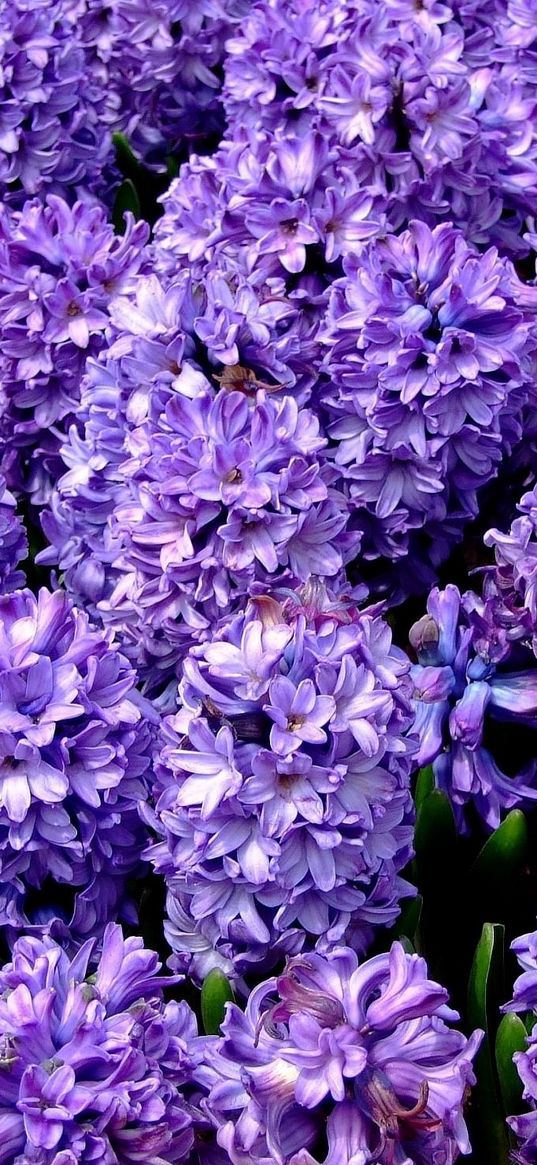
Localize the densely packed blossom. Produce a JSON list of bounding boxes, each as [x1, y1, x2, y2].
[[483, 479, 537, 656], [88, 0, 250, 175], [0, 476, 26, 591], [0, 0, 248, 204], [154, 156, 537, 598], [503, 924, 537, 1164], [321, 221, 537, 592], [203, 942, 482, 1164], [144, 582, 416, 977], [0, 196, 148, 500], [40, 276, 358, 682], [0, 586, 155, 939], [0, 0, 112, 202], [410, 583, 537, 830], [0, 923, 201, 1163], [220, 0, 537, 253], [3, 1, 537, 1160]]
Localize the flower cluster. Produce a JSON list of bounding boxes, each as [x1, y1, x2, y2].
[[0, 476, 26, 592], [0, 586, 155, 940], [89, 0, 249, 176], [0, 923, 200, 1164], [40, 275, 358, 683], [483, 480, 537, 657], [0, 0, 112, 202], [321, 221, 537, 589], [0, 195, 148, 501], [2, 1, 537, 1160], [220, 0, 537, 254], [204, 941, 482, 1165], [0, 0, 248, 205], [410, 583, 537, 830], [503, 924, 537, 1163], [144, 583, 416, 977]]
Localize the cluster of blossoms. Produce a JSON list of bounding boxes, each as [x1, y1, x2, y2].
[[0, 0, 248, 205], [0, 477, 26, 592], [0, 586, 155, 942], [152, 62, 537, 594], [409, 583, 537, 831], [483, 479, 537, 656], [40, 273, 358, 683], [0, 924, 203, 1163], [503, 925, 537, 1164], [220, 0, 537, 254], [0, 0, 111, 202], [204, 942, 482, 1165], [0, 196, 148, 500], [144, 583, 416, 978], [321, 221, 537, 590], [3, 0, 537, 1161]]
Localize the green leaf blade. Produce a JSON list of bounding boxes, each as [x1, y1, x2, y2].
[[201, 968, 235, 1035]]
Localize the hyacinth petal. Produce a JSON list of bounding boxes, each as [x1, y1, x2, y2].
[[366, 944, 450, 1030], [1, 772, 31, 822], [489, 672, 537, 718]]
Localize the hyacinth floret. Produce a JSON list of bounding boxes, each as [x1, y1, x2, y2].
[[0, 586, 155, 938], [483, 480, 537, 657], [220, 0, 537, 251], [502, 923, 537, 1164], [321, 220, 537, 589], [144, 581, 416, 977], [0, 476, 26, 592], [203, 941, 482, 1164], [410, 583, 537, 830], [0, 196, 148, 500], [0, 923, 200, 1164]]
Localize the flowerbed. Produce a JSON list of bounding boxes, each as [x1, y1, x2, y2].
[[1, 1, 537, 1161]]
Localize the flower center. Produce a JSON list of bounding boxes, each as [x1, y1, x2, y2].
[[224, 467, 243, 484], [281, 218, 299, 235], [67, 301, 82, 317]]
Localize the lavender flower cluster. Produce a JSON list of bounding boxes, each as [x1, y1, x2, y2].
[[144, 584, 416, 977], [1, 0, 537, 1161]]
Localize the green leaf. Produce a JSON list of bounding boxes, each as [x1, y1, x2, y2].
[[468, 922, 504, 1034], [471, 810, 528, 885], [201, 969, 235, 1035], [414, 788, 456, 861], [112, 132, 143, 180], [112, 180, 141, 234], [414, 765, 435, 812], [166, 154, 180, 179], [495, 1013, 527, 1117], [467, 923, 510, 1164], [392, 894, 423, 952]]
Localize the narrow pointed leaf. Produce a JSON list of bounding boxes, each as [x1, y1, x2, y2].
[[113, 132, 143, 180], [414, 765, 435, 812], [414, 788, 457, 861], [201, 968, 235, 1035], [112, 180, 141, 234], [392, 894, 423, 952], [495, 1013, 527, 1117], [468, 922, 505, 1035], [471, 810, 528, 884], [467, 923, 509, 1164]]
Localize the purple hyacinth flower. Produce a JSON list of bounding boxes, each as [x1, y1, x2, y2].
[[410, 584, 537, 830], [203, 942, 482, 1164], [0, 924, 204, 1163], [502, 924, 537, 1164], [144, 582, 416, 978], [0, 585, 155, 941]]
